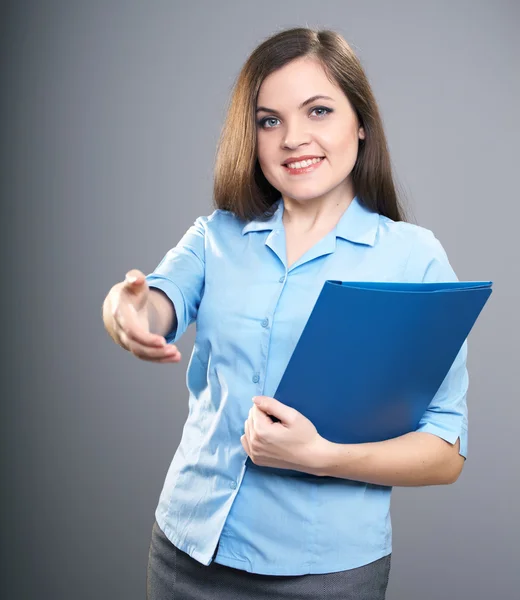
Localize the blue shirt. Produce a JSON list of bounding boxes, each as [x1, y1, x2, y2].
[[145, 195, 468, 576]]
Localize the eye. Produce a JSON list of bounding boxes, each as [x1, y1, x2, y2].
[[310, 106, 333, 118], [257, 116, 280, 129]]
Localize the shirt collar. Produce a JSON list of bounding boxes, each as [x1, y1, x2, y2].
[[241, 195, 379, 246]]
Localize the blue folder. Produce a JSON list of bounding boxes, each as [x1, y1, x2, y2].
[[271, 280, 493, 446]]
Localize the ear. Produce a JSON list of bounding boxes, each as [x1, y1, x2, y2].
[[358, 126, 365, 140]]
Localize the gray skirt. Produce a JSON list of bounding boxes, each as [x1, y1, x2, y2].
[[146, 519, 391, 600]]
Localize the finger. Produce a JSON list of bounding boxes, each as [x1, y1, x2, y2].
[[148, 353, 183, 364], [131, 344, 181, 361], [131, 348, 182, 363], [241, 434, 251, 457], [128, 342, 181, 362], [253, 405, 272, 426], [120, 331, 181, 361], [125, 320, 168, 348], [128, 346, 183, 364]]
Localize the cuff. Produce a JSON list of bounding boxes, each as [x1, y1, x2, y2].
[[415, 422, 468, 459], [145, 274, 187, 344]]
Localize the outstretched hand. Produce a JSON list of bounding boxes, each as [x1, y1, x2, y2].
[[103, 269, 181, 363]]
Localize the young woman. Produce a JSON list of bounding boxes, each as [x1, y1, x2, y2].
[[103, 27, 468, 600]]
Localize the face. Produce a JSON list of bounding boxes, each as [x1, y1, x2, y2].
[[255, 57, 365, 208]]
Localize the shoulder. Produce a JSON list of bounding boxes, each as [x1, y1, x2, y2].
[[173, 209, 239, 252], [192, 208, 243, 233], [378, 214, 435, 246], [377, 215, 457, 282]]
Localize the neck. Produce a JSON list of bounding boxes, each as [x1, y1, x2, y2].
[[282, 190, 356, 233]]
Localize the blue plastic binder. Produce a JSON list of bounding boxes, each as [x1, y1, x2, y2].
[[272, 280, 493, 445]]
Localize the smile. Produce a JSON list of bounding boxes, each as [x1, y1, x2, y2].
[[283, 157, 325, 175]]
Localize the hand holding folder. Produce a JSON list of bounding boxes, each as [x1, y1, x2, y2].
[[272, 280, 493, 445]]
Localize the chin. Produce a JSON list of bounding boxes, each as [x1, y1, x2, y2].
[[284, 192, 323, 203], [279, 184, 334, 202]]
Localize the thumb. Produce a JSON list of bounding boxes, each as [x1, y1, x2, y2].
[[253, 396, 296, 423], [124, 269, 147, 294]]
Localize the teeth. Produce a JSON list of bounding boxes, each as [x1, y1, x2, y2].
[[286, 157, 323, 169]]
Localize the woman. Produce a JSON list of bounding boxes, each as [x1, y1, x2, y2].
[[102, 27, 468, 600]]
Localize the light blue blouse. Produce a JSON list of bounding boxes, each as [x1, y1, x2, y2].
[[145, 195, 468, 575]]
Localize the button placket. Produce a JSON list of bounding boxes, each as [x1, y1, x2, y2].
[[253, 274, 285, 391]]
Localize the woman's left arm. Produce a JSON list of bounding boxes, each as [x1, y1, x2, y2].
[[310, 430, 465, 486], [312, 230, 470, 487]]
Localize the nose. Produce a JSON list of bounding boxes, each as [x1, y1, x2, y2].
[[282, 118, 311, 149]]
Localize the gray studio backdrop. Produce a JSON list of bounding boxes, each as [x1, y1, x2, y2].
[[2, 1, 518, 599]]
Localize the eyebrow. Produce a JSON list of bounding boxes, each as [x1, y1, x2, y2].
[[255, 95, 335, 114]]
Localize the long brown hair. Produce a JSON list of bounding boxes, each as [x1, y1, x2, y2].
[[213, 27, 410, 223]]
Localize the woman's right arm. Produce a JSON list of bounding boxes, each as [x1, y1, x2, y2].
[[104, 215, 208, 362]]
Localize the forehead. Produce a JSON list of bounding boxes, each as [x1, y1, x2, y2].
[[257, 58, 338, 103]]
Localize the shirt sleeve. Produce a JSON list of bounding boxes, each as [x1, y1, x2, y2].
[[145, 216, 207, 344], [405, 228, 469, 459]]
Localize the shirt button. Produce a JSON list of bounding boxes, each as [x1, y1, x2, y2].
[[261, 318, 269, 328], [279, 276, 285, 283], [230, 481, 237, 489], [252, 374, 260, 383]]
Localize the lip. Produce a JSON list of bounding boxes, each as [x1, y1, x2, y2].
[[282, 157, 325, 175], [282, 155, 324, 165]]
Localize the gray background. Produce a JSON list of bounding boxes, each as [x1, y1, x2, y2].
[[1, 1, 518, 598]]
